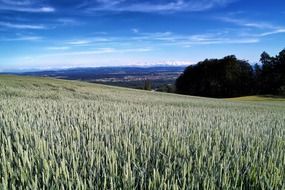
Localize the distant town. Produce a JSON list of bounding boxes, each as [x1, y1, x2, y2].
[[14, 66, 185, 90]]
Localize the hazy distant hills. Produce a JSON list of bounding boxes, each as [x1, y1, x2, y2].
[[15, 66, 186, 89]]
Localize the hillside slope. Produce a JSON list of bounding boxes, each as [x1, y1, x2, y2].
[[0, 75, 285, 189], [227, 95, 285, 102]]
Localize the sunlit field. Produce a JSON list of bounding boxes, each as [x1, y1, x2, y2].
[[0, 75, 285, 189]]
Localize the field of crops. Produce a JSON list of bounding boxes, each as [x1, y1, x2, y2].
[[0, 75, 285, 189]]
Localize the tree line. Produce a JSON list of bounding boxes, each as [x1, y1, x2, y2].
[[175, 49, 285, 98]]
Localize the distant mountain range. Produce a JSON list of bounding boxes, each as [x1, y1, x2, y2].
[[6, 66, 187, 90]]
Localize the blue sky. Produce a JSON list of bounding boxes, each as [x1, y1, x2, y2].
[[0, 0, 285, 71]]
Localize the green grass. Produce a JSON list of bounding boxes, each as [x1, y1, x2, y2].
[[227, 95, 285, 102], [1, 75, 285, 189]]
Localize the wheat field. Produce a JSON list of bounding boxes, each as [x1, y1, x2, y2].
[[0, 75, 285, 189]]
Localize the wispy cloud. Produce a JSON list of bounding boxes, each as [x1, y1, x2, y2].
[[50, 47, 152, 56], [258, 29, 285, 37], [66, 38, 112, 46], [56, 18, 80, 26], [130, 31, 259, 45], [47, 46, 70, 50], [1, 0, 234, 14], [4, 46, 154, 71], [51, 29, 261, 53], [218, 16, 285, 38], [181, 38, 259, 46], [0, 35, 43, 41], [0, 21, 46, 29], [67, 40, 93, 45], [132, 28, 139, 33], [218, 17, 280, 30], [87, 0, 236, 13], [33, 47, 153, 63], [0, 6, 55, 13], [0, 0, 55, 13], [1, 0, 32, 6]]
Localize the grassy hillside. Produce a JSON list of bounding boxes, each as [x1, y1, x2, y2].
[[227, 95, 285, 102], [0, 75, 285, 189]]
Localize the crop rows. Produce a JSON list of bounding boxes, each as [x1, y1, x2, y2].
[[0, 76, 285, 189]]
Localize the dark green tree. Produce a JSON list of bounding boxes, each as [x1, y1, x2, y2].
[[253, 63, 262, 94], [176, 55, 254, 98], [259, 49, 285, 94], [144, 80, 152, 91]]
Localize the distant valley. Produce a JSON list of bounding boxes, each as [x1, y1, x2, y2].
[[13, 66, 186, 90]]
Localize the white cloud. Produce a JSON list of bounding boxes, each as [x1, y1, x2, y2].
[[1, 47, 154, 71], [258, 29, 285, 37], [47, 46, 71, 50], [218, 16, 285, 38], [0, 6, 55, 13], [66, 38, 113, 46], [54, 30, 260, 52], [0, 35, 42, 41], [5, 55, 191, 71], [67, 40, 93, 45], [57, 18, 80, 26], [0, 21, 46, 29], [88, 0, 236, 13], [218, 17, 280, 30], [1, 0, 32, 6], [40, 7, 54, 12], [134, 60, 193, 66], [0, 0, 55, 12], [44, 47, 152, 56], [132, 28, 139, 33], [130, 31, 259, 45]]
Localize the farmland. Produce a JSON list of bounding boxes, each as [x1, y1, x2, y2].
[[0, 75, 285, 189], [13, 66, 185, 90]]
